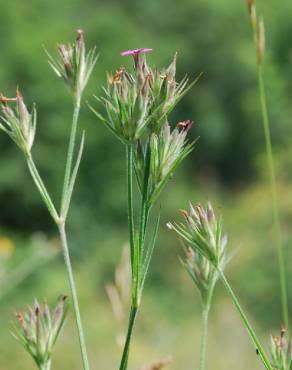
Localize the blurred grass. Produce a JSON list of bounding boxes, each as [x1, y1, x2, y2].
[[1, 0, 292, 369]]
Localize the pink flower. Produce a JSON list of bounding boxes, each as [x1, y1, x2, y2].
[[120, 48, 153, 57]]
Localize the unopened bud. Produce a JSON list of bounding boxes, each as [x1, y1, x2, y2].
[[76, 29, 84, 54], [207, 202, 215, 224], [177, 120, 193, 131]]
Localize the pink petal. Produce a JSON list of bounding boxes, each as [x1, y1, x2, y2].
[[120, 48, 153, 57]]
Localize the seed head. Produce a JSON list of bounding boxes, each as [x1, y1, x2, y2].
[[270, 326, 291, 370], [46, 30, 98, 102], [90, 51, 198, 144], [168, 202, 228, 269], [0, 89, 36, 157], [12, 295, 68, 369], [135, 121, 195, 202]]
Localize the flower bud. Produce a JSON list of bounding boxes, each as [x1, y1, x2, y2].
[[91, 50, 197, 143], [146, 121, 194, 202], [12, 296, 68, 370], [270, 326, 291, 370], [47, 30, 97, 102], [168, 202, 228, 268], [0, 89, 36, 156]]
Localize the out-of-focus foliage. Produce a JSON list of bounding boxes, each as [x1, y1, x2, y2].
[[1, 0, 292, 369], [0, 0, 292, 232]]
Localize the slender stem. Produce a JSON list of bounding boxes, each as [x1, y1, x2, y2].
[[199, 285, 214, 370], [199, 306, 210, 370], [39, 360, 51, 370], [58, 223, 90, 370], [26, 155, 59, 222], [61, 99, 81, 216], [127, 144, 136, 277], [218, 270, 273, 370], [257, 65, 289, 330], [119, 305, 138, 370], [139, 142, 151, 252]]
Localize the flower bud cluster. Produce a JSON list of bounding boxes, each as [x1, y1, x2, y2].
[[0, 90, 36, 157], [12, 296, 67, 370], [47, 30, 97, 102], [135, 121, 194, 202], [168, 202, 228, 268], [270, 326, 291, 370], [93, 49, 195, 144]]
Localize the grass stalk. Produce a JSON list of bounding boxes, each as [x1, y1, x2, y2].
[[199, 286, 214, 370], [58, 223, 90, 370], [218, 269, 273, 370], [118, 305, 138, 370], [60, 98, 81, 216], [127, 144, 136, 270], [119, 145, 139, 370], [199, 306, 210, 370], [257, 64, 289, 330]]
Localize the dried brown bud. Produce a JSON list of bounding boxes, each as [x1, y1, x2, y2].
[[246, 0, 254, 13], [280, 325, 286, 337], [76, 29, 84, 52], [0, 94, 16, 105], [177, 120, 193, 131], [180, 209, 190, 220], [113, 67, 125, 83]]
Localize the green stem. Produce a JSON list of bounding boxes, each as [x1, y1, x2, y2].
[[26, 155, 59, 222], [257, 65, 289, 331], [199, 305, 210, 370], [127, 145, 136, 277], [39, 360, 51, 370], [199, 285, 214, 370], [61, 99, 81, 217], [58, 223, 90, 370], [218, 270, 273, 370], [119, 305, 138, 370]]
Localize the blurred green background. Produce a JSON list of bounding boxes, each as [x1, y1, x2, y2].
[[0, 0, 292, 369]]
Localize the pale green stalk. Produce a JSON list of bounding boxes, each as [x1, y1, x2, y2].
[[127, 144, 135, 271], [25, 97, 90, 370], [26, 156, 59, 222], [247, 3, 289, 330], [119, 145, 139, 370], [60, 97, 81, 217], [119, 144, 152, 370], [257, 65, 289, 330], [39, 360, 51, 370], [199, 284, 214, 370], [57, 95, 90, 370], [58, 222, 90, 370], [218, 269, 273, 370], [119, 305, 138, 370]]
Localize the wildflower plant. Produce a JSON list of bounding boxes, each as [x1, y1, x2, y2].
[[167, 203, 227, 370], [168, 202, 274, 370], [12, 296, 68, 370], [0, 30, 97, 370], [91, 48, 199, 370]]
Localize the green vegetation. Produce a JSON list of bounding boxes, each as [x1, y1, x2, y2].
[[0, 0, 292, 369]]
